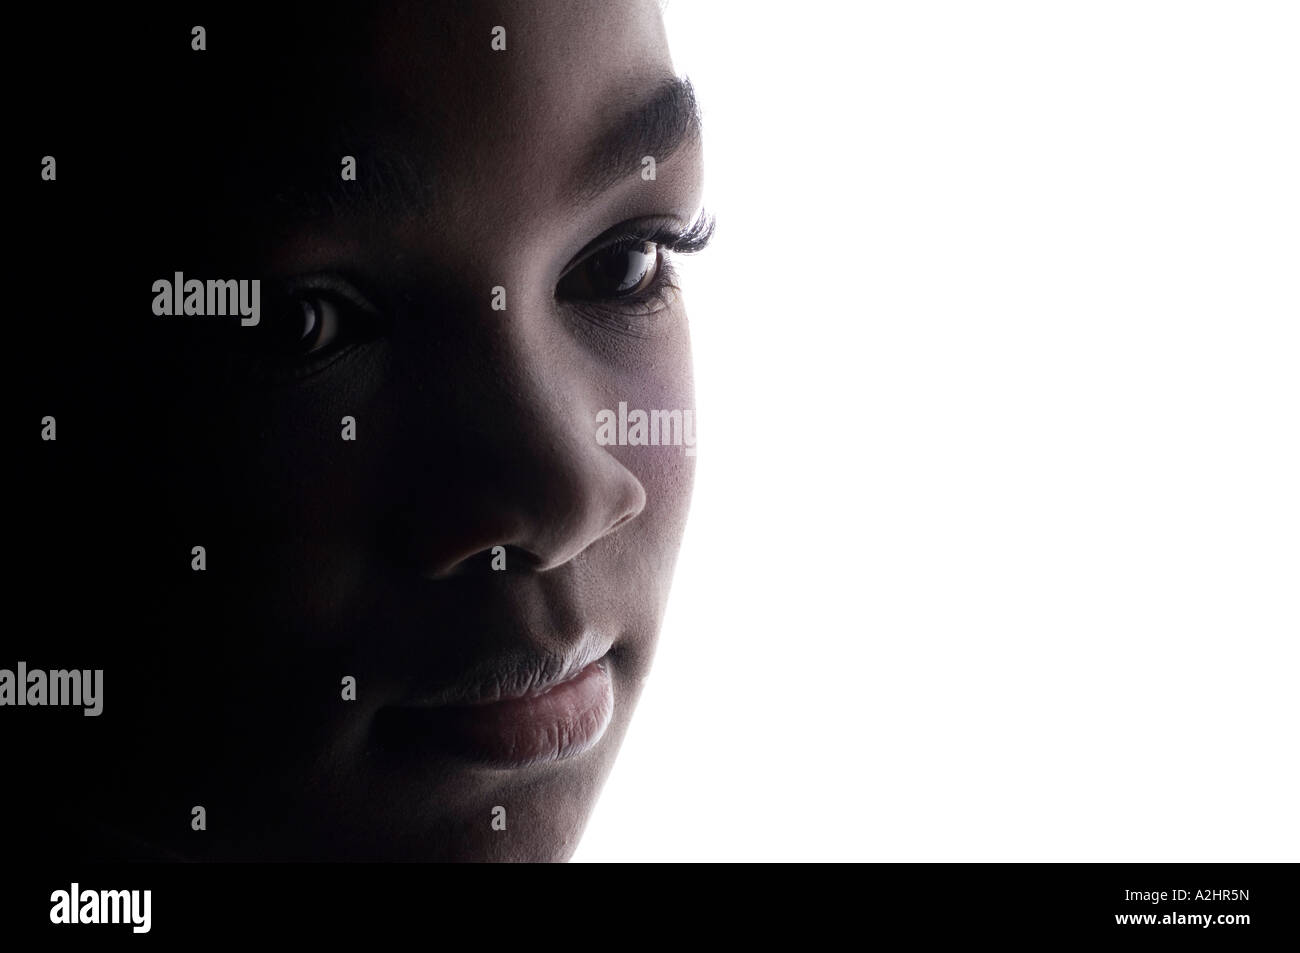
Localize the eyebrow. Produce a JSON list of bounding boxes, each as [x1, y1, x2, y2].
[[241, 76, 703, 226], [253, 141, 437, 226], [570, 76, 704, 203]]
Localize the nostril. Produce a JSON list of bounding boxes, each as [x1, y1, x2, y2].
[[493, 544, 544, 572], [437, 543, 545, 579], [606, 511, 636, 534]]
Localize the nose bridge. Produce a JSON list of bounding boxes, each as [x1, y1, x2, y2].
[[397, 293, 646, 578]]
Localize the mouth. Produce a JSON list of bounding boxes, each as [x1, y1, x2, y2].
[[374, 648, 617, 768]]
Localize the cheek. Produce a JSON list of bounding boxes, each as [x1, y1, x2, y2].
[[146, 347, 395, 661], [609, 308, 696, 492], [181, 347, 397, 552], [595, 317, 697, 608]]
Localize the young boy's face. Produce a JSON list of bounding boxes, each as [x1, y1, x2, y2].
[[82, 0, 705, 861]]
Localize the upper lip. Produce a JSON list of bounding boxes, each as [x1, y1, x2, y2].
[[391, 637, 613, 709]]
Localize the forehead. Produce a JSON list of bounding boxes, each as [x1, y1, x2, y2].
[[212, 1, 680, 249], [369, 0, 675, 216], [368, 0, 674, 131]]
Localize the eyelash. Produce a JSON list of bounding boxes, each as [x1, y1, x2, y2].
[[571, 212, 718, 274], [559, 212, 716, 331]]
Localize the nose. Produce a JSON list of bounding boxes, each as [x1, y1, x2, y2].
[[418, 427, 646, 578], [391, 305, 647, 578]]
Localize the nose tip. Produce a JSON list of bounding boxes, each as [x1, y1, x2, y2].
[[399, 433, 647, 580], [524, 474, 646, 572]]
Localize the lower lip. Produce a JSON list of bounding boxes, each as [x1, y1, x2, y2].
[[380, 659, 616, 768]]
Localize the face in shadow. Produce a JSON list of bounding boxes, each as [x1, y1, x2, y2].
[[19, 0, 709, 862]]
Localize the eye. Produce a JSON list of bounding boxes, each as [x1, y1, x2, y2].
[[558, 240, 662, 301], [287, 294, 341, 355], [251, 285, 377, 361]]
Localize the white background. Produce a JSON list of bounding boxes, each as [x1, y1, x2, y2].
[[575, 1, 1299, 861]]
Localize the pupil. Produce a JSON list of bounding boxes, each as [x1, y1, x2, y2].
[[596, 242, 656, 294]]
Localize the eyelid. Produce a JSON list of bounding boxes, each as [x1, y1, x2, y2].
[[277, 272, 382, 314], [562, 255, 686, 340], [558, 210, 715, 282]]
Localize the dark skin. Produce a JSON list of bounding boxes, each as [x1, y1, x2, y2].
[[15, 0, 705, 861]]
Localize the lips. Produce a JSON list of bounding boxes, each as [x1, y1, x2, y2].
[[375, 654, 616, 767]]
